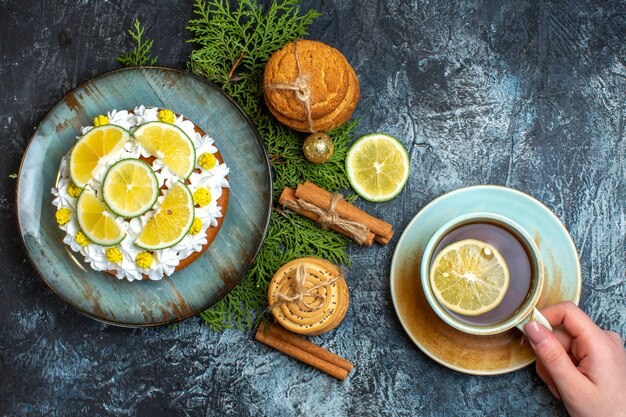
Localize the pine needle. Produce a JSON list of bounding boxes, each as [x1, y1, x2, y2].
[[117, 19, 158, 66], [187, 0, 359, 331]]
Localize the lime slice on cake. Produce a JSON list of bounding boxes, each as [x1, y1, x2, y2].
[[76, 190, 126, 246], [430, 239, 510, 316], [345, 133, 410, 202], [133, 121, 196, 179], [70, 125, 131, 188], [135, 182, 195, 250], [102, 159, 159, 218]]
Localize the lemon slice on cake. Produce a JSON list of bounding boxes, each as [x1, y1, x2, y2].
[[76, 190, 126, 246], [70, 125, 131, 188], [102, 159, 159, 218], [133, 121, 196, 179], [430, 239, 510, 316], [135, 182, 195, 250], [345, 133, 410, 202]]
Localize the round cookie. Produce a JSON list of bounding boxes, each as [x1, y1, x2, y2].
[[267, 65, 359, 133], [264, 40, 351, 121], [263, 40, 360, 132], [268, 257, 350, 335]]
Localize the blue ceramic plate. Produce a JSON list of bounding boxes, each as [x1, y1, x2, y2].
[[17, 67, 272, 327], [390, 185, 581, 375]]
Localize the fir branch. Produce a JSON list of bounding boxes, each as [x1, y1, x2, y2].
[[186, 0, 358, 330], [117, 19, 158, 67], [187, 0, 320, 116]]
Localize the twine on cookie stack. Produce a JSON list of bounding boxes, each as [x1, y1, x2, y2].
[[265, 40, 316, 132], [263, 40, 360, 133], [268, 257, 350, 335]]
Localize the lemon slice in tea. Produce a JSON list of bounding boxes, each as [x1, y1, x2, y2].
[[76, 190, 126, 246], [345, 133, 410, 202], [102, 159, 159, 218], [430, 239, 510, 316], [135, 182, 194, 250], [133, 121, 196, 179], [70, 125, 131, 188]]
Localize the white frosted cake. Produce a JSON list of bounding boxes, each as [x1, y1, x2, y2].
[[52, 106, 229, 281]]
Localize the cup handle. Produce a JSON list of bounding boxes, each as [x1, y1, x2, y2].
[[516, 308, 553, 334]]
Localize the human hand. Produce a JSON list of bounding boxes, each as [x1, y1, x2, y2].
[[524, 301, 626, 417]]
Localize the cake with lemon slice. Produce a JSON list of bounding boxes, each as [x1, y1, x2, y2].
[[51, 106, 230, 281]]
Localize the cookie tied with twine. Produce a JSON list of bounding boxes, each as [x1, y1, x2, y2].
[[263, 40, 360, 133], [268, 257, 350, 335]]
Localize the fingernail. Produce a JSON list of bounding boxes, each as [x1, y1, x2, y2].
[[548, 385, 561, 400], [524, 320, 548, 345]]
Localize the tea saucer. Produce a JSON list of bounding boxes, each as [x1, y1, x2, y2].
[[390, 185, 581, 375]]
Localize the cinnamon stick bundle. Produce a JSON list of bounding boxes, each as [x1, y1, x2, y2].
[[279, 187, 376, 246], [279, 181, 394, 245], [255, 322, 354, 381]]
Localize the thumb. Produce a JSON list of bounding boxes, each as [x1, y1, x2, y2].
[[524, 320, 589, 395]]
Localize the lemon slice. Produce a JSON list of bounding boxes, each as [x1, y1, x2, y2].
[[76, 190, 126, 246], [345, 133, 410, 202], [135, 182, 195, 250], [133, 122, 195, 179], [430, 239, 510, 316], [70, 125, 131, 188], [101, 159, 159, 218]]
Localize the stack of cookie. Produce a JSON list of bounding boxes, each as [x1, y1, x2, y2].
[[263, 40, 360, 133], [268, 257, 350, 335]]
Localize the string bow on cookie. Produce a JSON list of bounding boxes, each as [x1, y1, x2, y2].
[[269, 263, 341, 312], [265, 41, 316, 133]]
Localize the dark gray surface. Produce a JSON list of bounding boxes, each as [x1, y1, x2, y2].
[[1, 0, 624, 416]]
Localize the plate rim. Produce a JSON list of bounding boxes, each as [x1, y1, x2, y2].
[[390, 184, 582, 375], [15, 66, 273, 328]]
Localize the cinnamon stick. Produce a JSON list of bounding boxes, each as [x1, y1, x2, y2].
[[279, 187, 375, 246], [374, 236, 390, 245], [255, 322, 353, 380], [265, 322, 354, 372], [296, 181, 394, 241]]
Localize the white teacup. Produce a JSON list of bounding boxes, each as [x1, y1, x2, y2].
[[420, 212, 552, 336]]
